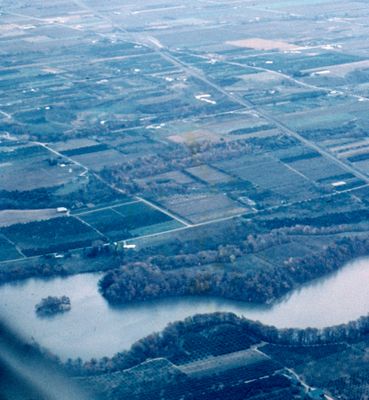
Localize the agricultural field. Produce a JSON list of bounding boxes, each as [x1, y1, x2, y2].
[[160, 193, 247, 224], [138, 171, 196, 187], [179, 349, 272, 378], [0, 216, 102, 256], [52, 139, 101, 153], [0, 234, 23, 261], [257, 242, 314, 266], [215, 152, 321, 204], [0, 209, 60, 228], [3, 0, 369, 398], [77, 209, 131, 241], [160, 110, 277, 144], [1, 0, 369, 266], [0, 142, 85, 191], [186, 165, 234, 185], [0, 160, 133, 213], [70, 149, 127, 171], [78, 200, 184, 240]]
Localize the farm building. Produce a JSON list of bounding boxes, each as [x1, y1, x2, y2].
[[56, 207, 68, 213]]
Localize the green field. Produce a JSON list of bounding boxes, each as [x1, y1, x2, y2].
[[0, 235, 23, 261], [79, 209, 131, 241], [1, 217, 102, 256], [79, 201, 184, 241]]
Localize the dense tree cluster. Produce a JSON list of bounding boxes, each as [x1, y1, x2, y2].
[[99, 231, 292, 304], [35, 295, 71, 317], [99, 261, 290, 304], [284, 235, 369, 284], [279, 223, 366, 235], [0, 175, 127, 211], [262, 208, 369, 229], [147, 231, 288, 270], [0, 261, 67, 284], [65, 311, 369, 378], [101, 140, 253, 196], [100, 235, 369, 306]]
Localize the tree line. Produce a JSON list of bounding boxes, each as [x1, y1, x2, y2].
[[99, 235, 369, 306], [64, 311, 369, 377]]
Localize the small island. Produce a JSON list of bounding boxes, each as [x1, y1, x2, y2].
[[35, 296, 71, 317]]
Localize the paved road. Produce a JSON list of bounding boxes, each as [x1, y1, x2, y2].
[[26, 0, 369, 189], [145, 43, 369, 187]]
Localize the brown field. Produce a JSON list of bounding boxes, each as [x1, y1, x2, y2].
[[226, 38, 301, 51], [337, 146, 369, 159], [303, 59, 369, 77], [186, 165, 234, 184], [160, 193, 247, 224], [53, 138, 99, 152], [0, 161, 84, 191], [72, 149, 126, 171], [0, 209, 61, 228], [168, 129, 219, 144], [329, 139, 369, 153]]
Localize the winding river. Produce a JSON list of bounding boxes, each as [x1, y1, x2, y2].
[[1, 257, 369, 360]]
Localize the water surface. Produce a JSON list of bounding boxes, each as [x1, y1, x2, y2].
[[1, 257, 369, 360]]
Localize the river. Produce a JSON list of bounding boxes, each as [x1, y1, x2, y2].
[[1, 257, 369, 360]]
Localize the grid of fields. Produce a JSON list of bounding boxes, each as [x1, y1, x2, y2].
[[0, 143, 85, 191], [1, 0, 369, 272], [78, 201, 185, 241]]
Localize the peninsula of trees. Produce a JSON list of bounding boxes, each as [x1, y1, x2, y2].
[[99, 235, 369, 305]]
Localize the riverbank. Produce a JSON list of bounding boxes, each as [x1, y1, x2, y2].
[[99, 235, 369, 306], [68, 310, 369, 377], [2, 255, 369, 360], [0, 249, 120, 286]]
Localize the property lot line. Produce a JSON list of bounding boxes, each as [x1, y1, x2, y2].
[[139, 40, 369, 185], [0, 110, 12, 119], [284, 365, 335, 399], [0, 53, 149, 75], [191, 212, 247, 228], [179, 347, 269, 377], [135, 195, 192, 227], [0, 234, 26, 259], [88, 53, 154, 64], [280, 160, 314, 183], [242, 78, 369, 183], [35, 142, 89, 174], [255, 108, 369, 186], [1, 181, 368, 266], [124, 224, 191, 243], [73, 215, 106, 240], [243, 4, 302, 17], [74, 200, 141, 216], [254, 182, 369, 215], [110, 207, 130, 220], [130, 5, 186, 15], [190, 181, 369, 230], [123, 212, 248, 244], [31, 144, 189, 230], [227, 60, 369, 103]]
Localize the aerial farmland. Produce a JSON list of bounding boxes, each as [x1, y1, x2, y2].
[[2, 0, 369, 399]]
